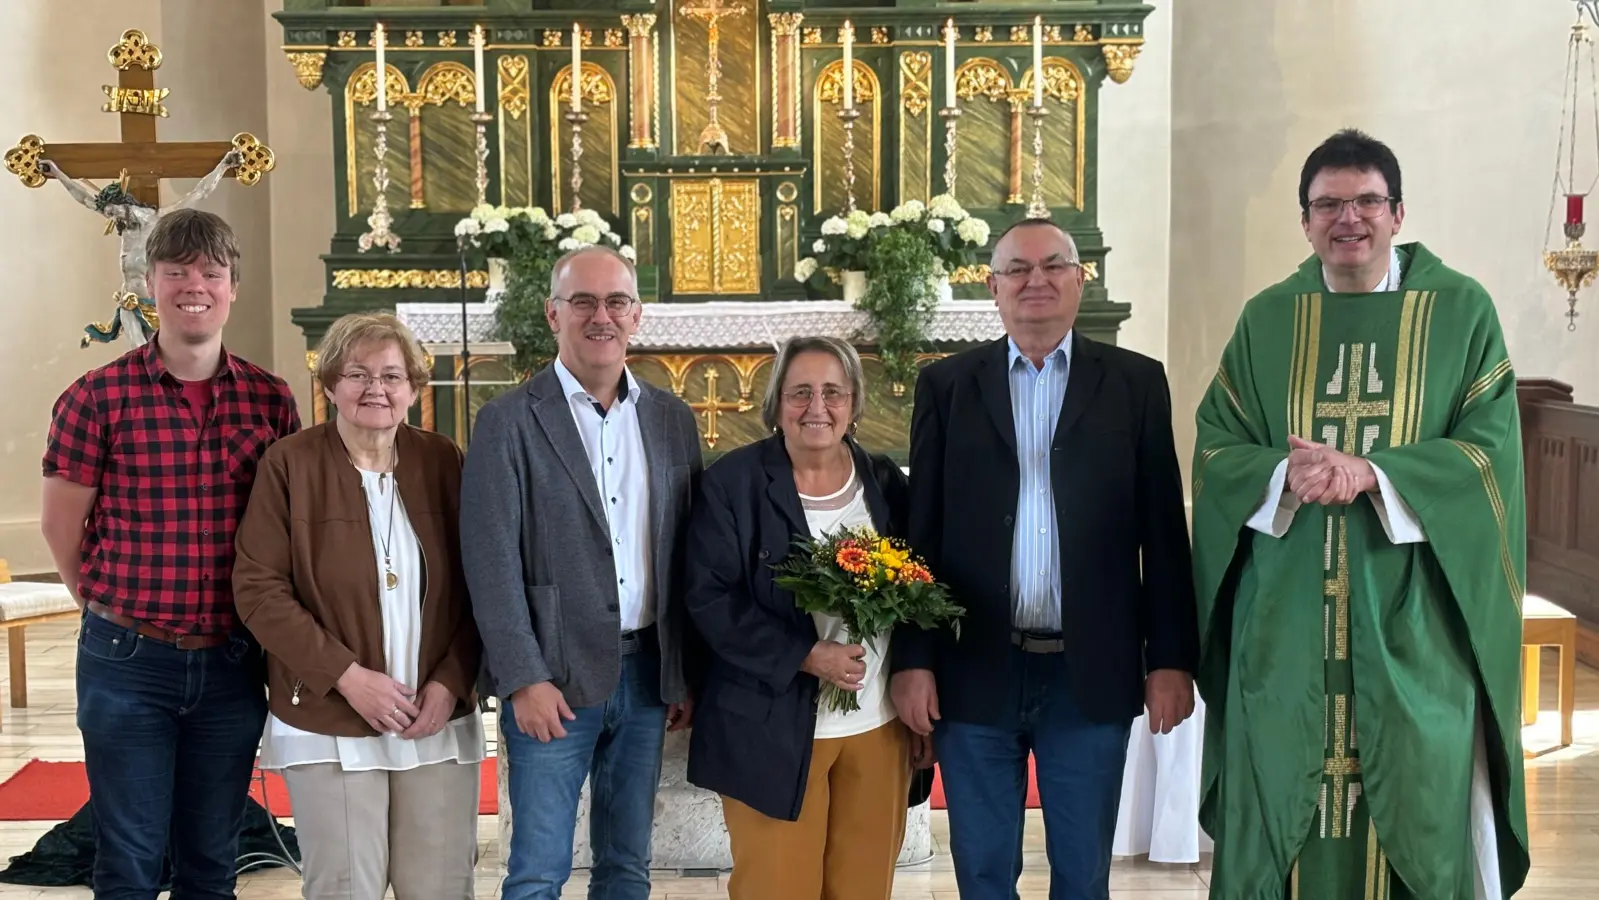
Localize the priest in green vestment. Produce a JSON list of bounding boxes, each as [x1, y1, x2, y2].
[[1191, 130, 1530, 900]]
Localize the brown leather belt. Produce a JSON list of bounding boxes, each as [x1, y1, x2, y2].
[[86, 601, 230, 650]]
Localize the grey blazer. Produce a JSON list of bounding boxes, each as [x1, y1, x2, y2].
[[460, 364, 704, 708]]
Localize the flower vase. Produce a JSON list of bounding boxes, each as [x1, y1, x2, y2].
[[842, 270, 868, 305], [486, 257, 509, 306]]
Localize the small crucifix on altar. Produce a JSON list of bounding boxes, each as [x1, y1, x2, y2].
[[3, 29, 274, 348], [681, 0, 748, 155]]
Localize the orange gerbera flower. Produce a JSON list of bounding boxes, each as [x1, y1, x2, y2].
[[836, 546, 871, 574], [899, 562, 933, 584]]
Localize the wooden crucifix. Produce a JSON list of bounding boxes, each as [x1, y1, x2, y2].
[[4, 29, 274, 207], [3, 29, 275, 348]]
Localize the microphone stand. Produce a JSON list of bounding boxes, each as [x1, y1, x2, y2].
[[456, 235, 473, 450]]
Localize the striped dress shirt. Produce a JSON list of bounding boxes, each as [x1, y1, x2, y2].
[[1008, 333, 1072, 632]]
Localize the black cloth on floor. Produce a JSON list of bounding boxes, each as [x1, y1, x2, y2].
[[0, 797, 299, 887]]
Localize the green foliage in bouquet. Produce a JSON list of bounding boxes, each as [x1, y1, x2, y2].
[[858, 227, 940, 392]]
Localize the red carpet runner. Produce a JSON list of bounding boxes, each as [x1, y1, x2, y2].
[[0, 758, 1038, 821]]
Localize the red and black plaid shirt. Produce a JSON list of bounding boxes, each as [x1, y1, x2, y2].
[[43, 339, 300, 634]]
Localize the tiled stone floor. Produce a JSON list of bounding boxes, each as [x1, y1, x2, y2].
[[1, 621, 1596, 898]]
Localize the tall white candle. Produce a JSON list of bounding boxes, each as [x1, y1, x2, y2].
[[375, 22, 387, 112], [1032, 16, 1043, 108], [571, 23, 582, 112], [842, 21, 854, 110], [472, 25, 486, 113], [944, 19, 957, 109]]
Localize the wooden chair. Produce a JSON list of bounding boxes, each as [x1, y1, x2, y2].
[[1522, 594, 1577, 751], [0, 559, 81, 732]]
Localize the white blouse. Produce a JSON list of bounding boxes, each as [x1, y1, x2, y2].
[[799, 466, 897, 740], [258, 467, 485, 772]]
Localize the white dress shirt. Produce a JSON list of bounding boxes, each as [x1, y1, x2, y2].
[[1008, 333, 1072, 632], [553, 358, 655, 631]]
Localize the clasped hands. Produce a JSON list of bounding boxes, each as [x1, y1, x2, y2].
[[335, 662, 455, 739], [1285, 435, 1377, 507]]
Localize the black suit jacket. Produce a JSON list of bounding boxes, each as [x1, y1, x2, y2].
[[683, 434, 934, 821], [892, 334, 1198, 725]]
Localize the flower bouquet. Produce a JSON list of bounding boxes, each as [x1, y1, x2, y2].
[[452, 205, 636, 374], [771, 525, 964, 713], [889, 194, 991, 275]]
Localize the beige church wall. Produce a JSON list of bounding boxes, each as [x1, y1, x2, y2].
[[1169, 0, 1593, 487], [261, 0, 335, 415], [0, 4, 280, 575], [1099, 0, 1171, 364]]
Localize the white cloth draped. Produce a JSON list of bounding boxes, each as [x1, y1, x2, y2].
[[1112, 695, 1211, 862]]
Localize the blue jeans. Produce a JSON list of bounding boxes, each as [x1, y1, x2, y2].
[[501, 646, 666, 900], [75, 610, 268, 900], [933, 648, 1133, 900]]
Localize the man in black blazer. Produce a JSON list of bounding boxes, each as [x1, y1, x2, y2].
[[890, 218, 1199, 899]]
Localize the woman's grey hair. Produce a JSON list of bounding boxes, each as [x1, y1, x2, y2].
[[760, 336, 868, 432]]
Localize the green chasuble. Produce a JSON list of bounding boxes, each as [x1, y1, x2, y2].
[[1192, 242, 1530, 900]]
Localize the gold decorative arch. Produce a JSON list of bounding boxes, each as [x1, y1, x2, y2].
[[414, 61, 480, 211], [550, 62, 619, 215], [345, 62, 412, 216], [952, 58, 1012, 208], [1018, 56, 1087, 209], [813, 59, 882, 214]]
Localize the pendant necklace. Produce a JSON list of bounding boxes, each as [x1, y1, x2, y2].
[[349, 441, 400, 590]]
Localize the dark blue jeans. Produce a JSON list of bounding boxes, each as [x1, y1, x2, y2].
[[501, 645, 666, 900], [75, 611, 268, 900], [933, 648, 1133, 900]]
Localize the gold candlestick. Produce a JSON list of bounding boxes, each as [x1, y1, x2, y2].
[[939, 106, 962, 199], [565, 108, 589, 212], [359, 109, 401, 252], [838, 106, 861, 213], [1025, 104, 1049, 219], [469, 111, 492, 208]]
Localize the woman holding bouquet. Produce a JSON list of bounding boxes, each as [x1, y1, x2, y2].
[[683, 336, 936, 900]]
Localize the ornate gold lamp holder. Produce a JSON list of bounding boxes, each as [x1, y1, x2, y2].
[[1543, 9, 1599, 328]]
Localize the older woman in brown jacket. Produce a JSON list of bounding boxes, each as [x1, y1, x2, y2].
[[234, 313, 482, 900]]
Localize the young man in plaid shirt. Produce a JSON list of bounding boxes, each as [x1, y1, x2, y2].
[[40, 208, 300, 898]]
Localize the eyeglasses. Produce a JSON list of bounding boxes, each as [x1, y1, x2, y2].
[[1306, 195, 1393, 219], [556, 293, 639, 317], [341, 372, 409, 389], [995, 260, 1080, 280], [782, 386, 853, 408]]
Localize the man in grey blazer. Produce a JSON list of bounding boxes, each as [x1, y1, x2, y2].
[[461, 245, 704, 900]]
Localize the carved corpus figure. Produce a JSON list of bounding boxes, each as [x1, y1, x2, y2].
[[41, 148, 241, 348]]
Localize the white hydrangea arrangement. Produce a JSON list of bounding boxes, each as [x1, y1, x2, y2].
[[792, 208, 889, 285], [892, 193, 991, 274], [454, 205, 636, 263]]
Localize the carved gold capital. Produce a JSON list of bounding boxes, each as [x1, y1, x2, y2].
[[769, 12, 803, 36], [305, 350, 319, 373], [1102, 42, 1143, 84], [4, 134, 45, 188], [109, 29, 162, 71], [286, 51, 326, 90], [102, 85, 170, 117], [229, 133, 275, 186], [621, 13, 658, 37]]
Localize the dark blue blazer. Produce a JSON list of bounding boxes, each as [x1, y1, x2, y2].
[[682, 433, 932, 821]]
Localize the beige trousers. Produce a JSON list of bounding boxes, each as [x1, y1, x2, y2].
[[282, 760, 480, 900], [721, 720, 912, 900]]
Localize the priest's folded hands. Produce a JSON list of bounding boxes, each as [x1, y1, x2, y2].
[[1284, 434, 1378, 506]]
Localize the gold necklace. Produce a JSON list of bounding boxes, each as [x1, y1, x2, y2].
[[348, 441, 400, 590]]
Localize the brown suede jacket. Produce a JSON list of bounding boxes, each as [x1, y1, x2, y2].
[[233, 421, 480, 737]]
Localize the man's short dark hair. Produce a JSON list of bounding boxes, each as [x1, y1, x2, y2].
[[145, 208, 241, 285], [1297, 129, 1402, 216]]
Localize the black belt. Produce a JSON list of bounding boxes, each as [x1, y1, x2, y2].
[[1010, 629, 1065, 654], [620, 623, 656, 655]]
